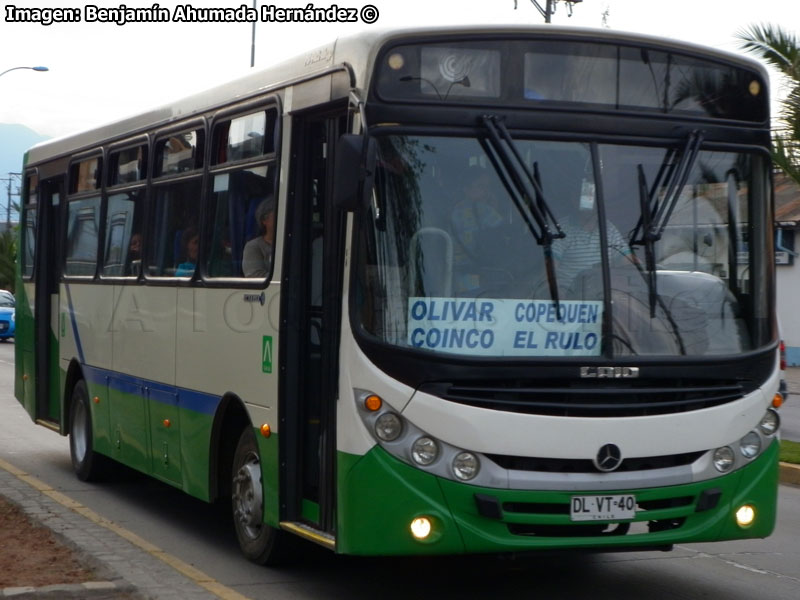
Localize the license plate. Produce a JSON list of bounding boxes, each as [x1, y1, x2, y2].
[[570, 494, 636, 521]]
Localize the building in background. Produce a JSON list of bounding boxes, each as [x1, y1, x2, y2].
[[775, 173, 800, 365]]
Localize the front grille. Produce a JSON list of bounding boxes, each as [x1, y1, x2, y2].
[[485, 451, 704, 474], [419, 379, 745, 417]]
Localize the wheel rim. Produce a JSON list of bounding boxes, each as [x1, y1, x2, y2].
[[72, 400, 89, 463], [232, 451, 264, 540]]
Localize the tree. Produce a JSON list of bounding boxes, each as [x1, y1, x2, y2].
[[0, 230, 15, 293], [737, 24, 800, 185]]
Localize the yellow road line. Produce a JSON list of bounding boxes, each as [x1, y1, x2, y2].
[[0, 457, 251, 600]]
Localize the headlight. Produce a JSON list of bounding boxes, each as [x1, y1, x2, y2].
[[411, 436, 439, 466], [374, 413, 402, 442], [452, 452, 480, 481], [713, 446, 735, 472], [759, 409, 780, 436], [739, 431, 761, 459]]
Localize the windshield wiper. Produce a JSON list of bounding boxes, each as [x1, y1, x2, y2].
[[631, 129, 704, 318], [480, 114, 565, 305]]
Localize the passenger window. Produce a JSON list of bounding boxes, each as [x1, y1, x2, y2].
[[156, 130, 204, 176], [109, 145, 147, 185], [69, 157, 101, 193], [212, 108, 277, 165], [146, 180, 202, 277], [206, 165, 275, 278], [65, 197, 101, 276], [102, 190, 143, 277]]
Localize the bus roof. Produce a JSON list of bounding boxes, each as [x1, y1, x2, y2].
[[25, 24, 767, 167]]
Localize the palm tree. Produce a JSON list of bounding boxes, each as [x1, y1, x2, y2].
[[737, 24, 800, 185]]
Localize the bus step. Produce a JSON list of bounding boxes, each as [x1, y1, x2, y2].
[[280, 521, 336, 550]]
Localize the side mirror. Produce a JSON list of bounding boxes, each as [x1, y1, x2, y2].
[[333, 134, 377, 211]]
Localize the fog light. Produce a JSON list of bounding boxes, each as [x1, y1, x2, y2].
[[453, 452, 479, 481], [375, 413, 402, 442], [739, 431, 761, 459], [412, 437, 439, 466], [759, 409, 780, 436], [713, 446, 735, 473], [410, 517, 432, 540], [736, 505, 756, 527]]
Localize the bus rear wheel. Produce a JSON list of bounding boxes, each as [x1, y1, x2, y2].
[[231, 426, 291, 565], [69, 380, 107, 482]]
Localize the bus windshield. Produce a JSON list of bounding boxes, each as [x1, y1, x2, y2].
[[354, 134, 771, 358]]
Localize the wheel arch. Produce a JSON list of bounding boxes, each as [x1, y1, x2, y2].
[[209, 392, 251, 503], [62, 358, 85, 435]]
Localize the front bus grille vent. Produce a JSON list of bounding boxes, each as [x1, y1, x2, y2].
[[485, 451, 705, 474], [419, 379, 746, 417]]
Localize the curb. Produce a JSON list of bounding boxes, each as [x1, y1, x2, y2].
[[779, 461, 800, 486], [1, 582, 125, 599]]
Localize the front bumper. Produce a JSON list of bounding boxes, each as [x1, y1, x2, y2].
[[336, 440, 778, 555]]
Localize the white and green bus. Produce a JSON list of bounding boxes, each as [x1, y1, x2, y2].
[[16, 25, 784, 563]]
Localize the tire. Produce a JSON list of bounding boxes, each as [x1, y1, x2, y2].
[[231, 426, 293, 565], [69, 380, 107, 482]]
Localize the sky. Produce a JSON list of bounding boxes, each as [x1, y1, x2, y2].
[[1, 0, 799, 139]]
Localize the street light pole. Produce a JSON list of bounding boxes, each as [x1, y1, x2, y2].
[[251, 0, 256, 67], [0, 66, 49, 78]]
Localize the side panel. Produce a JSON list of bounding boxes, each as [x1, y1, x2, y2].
[[108, 374, 148, 472], [111, 285, 177, 384], [61, 283, 113, 371], [175, 287, 279, 407], [148, 386, 181, 485]]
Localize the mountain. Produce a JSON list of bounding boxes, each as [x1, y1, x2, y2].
[[0, 123, 50, 221]]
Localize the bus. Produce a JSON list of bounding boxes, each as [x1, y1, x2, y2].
[[16, 25, 784, 563]]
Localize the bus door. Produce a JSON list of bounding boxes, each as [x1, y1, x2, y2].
[[282, 108, 347, 536], [33, 176, 64, 427]]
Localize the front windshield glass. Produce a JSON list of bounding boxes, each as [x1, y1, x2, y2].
[[353, 135, 770, 358]]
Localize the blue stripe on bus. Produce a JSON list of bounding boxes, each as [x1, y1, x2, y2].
[[82, 364, 221, 416], [63, 284, 86, 364]]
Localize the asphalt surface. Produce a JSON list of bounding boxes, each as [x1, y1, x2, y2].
[[1, 368, 799, 600]]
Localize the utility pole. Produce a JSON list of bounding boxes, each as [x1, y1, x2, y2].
[[1, 173, 21, 230], [523, 0, 583, 23]]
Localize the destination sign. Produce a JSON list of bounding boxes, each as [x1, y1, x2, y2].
[[407, 297, 604, 357]]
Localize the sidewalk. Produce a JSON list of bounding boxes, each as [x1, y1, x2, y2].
[[0, 460, 227, 600]]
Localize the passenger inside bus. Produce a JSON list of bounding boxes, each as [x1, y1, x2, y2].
[[242, 195, 276, 277], [175, 227, 199, 276], [127, 232, 142, 276]]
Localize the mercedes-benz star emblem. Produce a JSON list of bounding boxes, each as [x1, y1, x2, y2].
[[594, 443, 623, 472]]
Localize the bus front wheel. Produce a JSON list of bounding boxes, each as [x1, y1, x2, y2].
[[69, 380, 107, 482], [231, 426, 290, 564]]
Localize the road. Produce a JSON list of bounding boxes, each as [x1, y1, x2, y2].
[[0, 341, 799, 599]]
